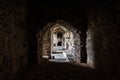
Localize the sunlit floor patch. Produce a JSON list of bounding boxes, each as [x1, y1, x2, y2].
[[49, 52, 69, 62], [49, 59, 68, 62]]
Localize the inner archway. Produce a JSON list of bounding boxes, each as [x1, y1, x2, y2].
[[50, 25, 75, 62], [37, 20, 81, 63], [57, 32, 63, 46]]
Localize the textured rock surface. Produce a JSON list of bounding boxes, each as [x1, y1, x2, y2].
[[0, 0, 28, 80], [88, 5, 120, 78]]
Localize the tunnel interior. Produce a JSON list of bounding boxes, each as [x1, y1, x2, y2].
[[0, 0, 120, 80]]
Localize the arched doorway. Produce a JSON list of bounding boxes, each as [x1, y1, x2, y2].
[[57, 32, 63, 46], [37, 20, 81, 63]]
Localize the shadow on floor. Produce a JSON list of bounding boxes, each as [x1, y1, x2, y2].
[[12, 61, 108, 80]]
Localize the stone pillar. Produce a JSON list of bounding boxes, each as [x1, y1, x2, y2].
[[86, 28, 95, 67]]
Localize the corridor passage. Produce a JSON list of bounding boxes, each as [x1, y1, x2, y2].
[[12, 61, 107, 80]]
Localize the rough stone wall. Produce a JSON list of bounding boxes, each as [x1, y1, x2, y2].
[[73, 29, 81, 63], [86, 28, 95, 67], [42, 29, 51, 56], [88, 4, 120, 76], [37, 24, 52, 63], [0, 0, 28, 80]]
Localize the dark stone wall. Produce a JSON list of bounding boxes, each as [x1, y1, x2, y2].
[[88, 3, 120, 78], [0, 0, 29, 80]]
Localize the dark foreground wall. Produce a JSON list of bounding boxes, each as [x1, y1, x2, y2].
[[0, 0, 29, 80], [88, 3, 120, 78]]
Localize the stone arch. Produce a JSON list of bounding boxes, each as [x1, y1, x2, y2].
[[37, 20, 81, 63]]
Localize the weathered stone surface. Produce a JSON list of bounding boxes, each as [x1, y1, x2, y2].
[[88, 5, 120, 74], [86, 28, 95, 67], [0, 1, 28, 80]]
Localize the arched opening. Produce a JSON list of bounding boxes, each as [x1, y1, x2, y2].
[[37, 20, 81, 63], [50, 23, 77, 62], [57, 32, 63, 38], [36, 20, 95, 67], [57, 32, 63, 46], [51, 27, 65, 53]]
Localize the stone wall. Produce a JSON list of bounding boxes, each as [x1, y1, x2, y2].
[[0, 0, 28, 80], [43, 29, 51, 56], [86, 27, 95, 67], [88, 4, 120, 77]]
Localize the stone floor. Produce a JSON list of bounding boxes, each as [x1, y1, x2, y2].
[[49, 59, 68, 62], [50, 53, 66, 59], [12, 61, 108, 80], [49, 53, 69, 63], [50, 50, 74, 63]]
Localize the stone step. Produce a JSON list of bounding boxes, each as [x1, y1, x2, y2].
[[49, 59, 69, 62], [51, 53, 66, 59]]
